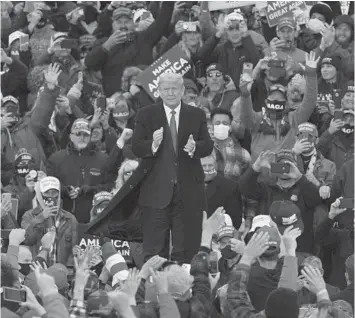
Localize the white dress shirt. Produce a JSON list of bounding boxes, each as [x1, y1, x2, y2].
[[164, 103, 181, 132]]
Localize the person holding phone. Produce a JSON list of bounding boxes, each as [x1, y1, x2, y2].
[[7, 31, 32, 68], [239, 149, 323, 256], [315, 195, 354, 289], [21, 177, 78, 267]]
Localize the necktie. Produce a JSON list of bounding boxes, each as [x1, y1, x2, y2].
[[170, 110, 178, 153]]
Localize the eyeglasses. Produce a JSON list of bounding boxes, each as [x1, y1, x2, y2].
[[207, 72, 222, 78], [72, 132, 91, 138], [228, 26, 240, 31]]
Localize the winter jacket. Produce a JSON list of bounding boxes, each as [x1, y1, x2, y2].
[[0, 86, 54, 185], [330, 284, 354, 310], [239, 167, 323, 254], [317, 130, 354, 170], [136, 247, 212, 318], [22, 207, 78, 267], [3, 176, 35, 224], [47, 142, 116, 223], [1, 57, 29, 114], [198, 34, 261, 90], [315, 217, 354, 289], [84, 2, 174, 96], [239, 66, 317, 162]]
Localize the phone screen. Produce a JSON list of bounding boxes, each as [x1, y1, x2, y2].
[[20, 34, 29, 45], [209, 251, 219, 275], [3, 287, 27, 303], [270, 163, 290, 174], [339, 198, 354, 209], [96, 97, 107, 111], [334, 110, 343, 121]]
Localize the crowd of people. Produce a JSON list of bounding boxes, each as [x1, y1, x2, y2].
[[0, 1, 354, 317]]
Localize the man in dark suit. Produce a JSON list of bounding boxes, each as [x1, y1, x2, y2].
[[131, 73, 213, 263], [201, 154, 243, 230]]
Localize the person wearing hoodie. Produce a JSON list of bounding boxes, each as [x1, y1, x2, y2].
[[198, 11, 261, 91], [84, 3, 174, 96], [238, 51, 319, 163], [313, 15, 354, 80], [317, 84, 354, 170], [297, 2, 334, 53], [47, 118, 115, 224], [201, 63, 239, 113]]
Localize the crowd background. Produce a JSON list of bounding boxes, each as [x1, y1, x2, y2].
[[0, 1, 354, 318]]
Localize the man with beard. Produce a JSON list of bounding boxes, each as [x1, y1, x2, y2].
[[48, 118, 115, 223], [317, 84, 354, 170], [21, 176, 78, 267], [85, 2, 174, 96], [239, 149, 322, 254], [239, 51, 319, 163]]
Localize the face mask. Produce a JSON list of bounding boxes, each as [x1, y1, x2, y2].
[[204, 168, 217, 182], [214, 124, 230, 140], [342, 124, 354, 134], [113, 112, 130, 120], [19, 263, 32, 276], [220, 245, 238, 260], [16, 165, 29, 177], [266, 100, 286, 120]]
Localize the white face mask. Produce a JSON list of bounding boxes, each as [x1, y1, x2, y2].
[[214, 124, 230, 140]]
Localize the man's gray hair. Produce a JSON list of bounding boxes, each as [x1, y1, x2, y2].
[[158, 73, 184, 87]]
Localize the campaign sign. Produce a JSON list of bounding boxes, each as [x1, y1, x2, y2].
[[77, 224, 132, 264], [137, 45, 192, 100], [208, 1, 257, 11], [266, 1, 306, 27]]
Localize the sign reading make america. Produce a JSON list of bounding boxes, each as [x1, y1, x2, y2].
[[137, 44, 192, 100], [266, 1, 306, 27]]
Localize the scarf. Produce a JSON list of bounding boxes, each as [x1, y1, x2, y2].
[[303, 149, 317, 177]]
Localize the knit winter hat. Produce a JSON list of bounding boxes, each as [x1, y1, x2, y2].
[[334, 15, 354, 40], [309, 2, 333, 24], [100, 238, 129, 288], [321, 55, 342, 71], [265, 287, 299, 318]]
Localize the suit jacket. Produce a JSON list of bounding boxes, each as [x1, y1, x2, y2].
[[87, 102, 213, 261], [206, 175, 243, 229]]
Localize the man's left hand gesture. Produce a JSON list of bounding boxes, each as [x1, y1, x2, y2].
[[184, 134, 195, 157], [305, 51, 320, 69]]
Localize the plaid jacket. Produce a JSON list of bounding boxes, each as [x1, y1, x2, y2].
[[69, 300, 86, 318], [214, 137, 251, 180], [226, 264, 266, 318]]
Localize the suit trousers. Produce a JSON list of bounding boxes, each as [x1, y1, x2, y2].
[[141, 184, 185, 263]]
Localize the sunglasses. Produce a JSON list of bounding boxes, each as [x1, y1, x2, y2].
[[72, 132, 91, 138], [228, 25, 240, 31], [207, 72, 223, 78]]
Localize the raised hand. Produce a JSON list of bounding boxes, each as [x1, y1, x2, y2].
[[202, 207, 226, 236], [30, 262, 57, 297], [282, 226, 302, 255], [175, 20, 185, 36], [44, 63, 62, 88], [329, 197, 347, 220], [252, 151, 275, 172], [20, 286, 46, 316], [283, 161, 303, 181], [270, 37, 285, 50], [240, 231, 270, 265], [301, 266, 327, 296], [292, 138, 312, 155], [305, 51, 320, 69], [9, 228, 26, 246], [42, 206, 58, 219], [140, 255, 167, 280], [118, 128, 133, 145], [150, 269, 169, 295], [320, 23, 335, 50], [103, 31, 127, 51], [184, 134, 195, 157], [328, 118, 344, 134], [153, 127, 164, 150], [121, 268, 141, 299], [41, 231, 56, 250], [319, 185, 331, 199]]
